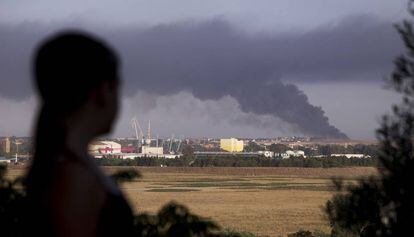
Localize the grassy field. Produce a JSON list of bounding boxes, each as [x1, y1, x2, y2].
[[7, 166, 377, 236], [116, 167, 376, 237]]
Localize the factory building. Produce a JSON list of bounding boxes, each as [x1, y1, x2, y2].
[[220, 138, 244, 152], [280, 150, 306, 159], [141, 145, 164, 155], [1, 137, 11, 154], [88, 141, 122, 155]]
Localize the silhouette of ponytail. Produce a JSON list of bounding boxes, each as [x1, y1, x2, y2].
[[25, 31, 119, 195]]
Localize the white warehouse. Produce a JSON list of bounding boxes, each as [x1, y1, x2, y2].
[[281, 150, 306, 159], [89, 141, 122, 155]]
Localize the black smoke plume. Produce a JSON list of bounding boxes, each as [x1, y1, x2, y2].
[[0, 16, 402, 138]]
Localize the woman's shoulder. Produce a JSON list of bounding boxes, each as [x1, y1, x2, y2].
[[44, 156, 109, 237], [54, 155, 96, 181], [52, 156, 106, 198], [97, 187, 135, 237]]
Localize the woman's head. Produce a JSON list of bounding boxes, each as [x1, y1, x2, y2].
[[26, 31, 121, 194], [34, 31, 120, 135]]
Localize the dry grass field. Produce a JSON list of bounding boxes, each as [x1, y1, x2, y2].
[[117, 167, 376, 236], [6, 166, 377, 237]]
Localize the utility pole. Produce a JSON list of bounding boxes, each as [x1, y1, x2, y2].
[[13, 140, 22, 163], [147, 120, 151, 141]]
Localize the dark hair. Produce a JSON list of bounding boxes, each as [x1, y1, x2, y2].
[[35, 31, 119, 111], [26, 31, 119, 194]]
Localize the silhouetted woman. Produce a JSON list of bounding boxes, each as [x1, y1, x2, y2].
[[24, 31, 134, 237]]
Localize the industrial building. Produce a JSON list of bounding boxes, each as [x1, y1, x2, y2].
[[220, 138, 244, 152], [194, 151, 260, 158], [280, 150, 306, 159], [88, 117, 181, 159], [131, 117, 167, 155], [88, 141, 122, 155], [141, 145, 164, 155], [1, 137, 11, 154]]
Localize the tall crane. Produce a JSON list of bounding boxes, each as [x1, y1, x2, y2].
[[176, 138, 182, 154], [131, 117, 144, 145], [146, 120, 151, 145], [169, 134, 174, 154]]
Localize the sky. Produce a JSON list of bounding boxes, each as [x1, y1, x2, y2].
[[0, 0, 407, 139]]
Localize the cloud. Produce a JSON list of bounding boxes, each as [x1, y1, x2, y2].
[[0, 15, 402, 138]]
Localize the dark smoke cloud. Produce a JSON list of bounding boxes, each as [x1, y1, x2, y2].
[[0, 15, 402, 138]]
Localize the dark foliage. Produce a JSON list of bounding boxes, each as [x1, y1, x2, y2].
[[0, 165, 26, 235], [111, 168, 141, 184], [288, 230, 314, 237], [95, 156, 377, 168], [243, 142, 264, 152], [288, 230, 329, 237], [325, 2, 414, 236], [0, 164, 253, 237], [134, 202, 220, 237]]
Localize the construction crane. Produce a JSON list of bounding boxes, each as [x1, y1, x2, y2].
[[169, 134, 174, 154], [146, 120, 151, 145], [131, 116, 145, 149], [176, 138, 182, 154]]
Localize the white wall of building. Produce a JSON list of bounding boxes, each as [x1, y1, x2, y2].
[[89, 141, 122, 154]]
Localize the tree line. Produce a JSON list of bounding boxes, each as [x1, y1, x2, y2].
[[95, 156, 378, 168]]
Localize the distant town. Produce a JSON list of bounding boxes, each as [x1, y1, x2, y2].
[[0, 130, 378, 164]]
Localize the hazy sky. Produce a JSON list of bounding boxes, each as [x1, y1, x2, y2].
[[0, 0, 406, 31], [0, 0, 407, 139]]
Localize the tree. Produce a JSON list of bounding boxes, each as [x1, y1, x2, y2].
[[268, 143, 290, 153], [325, 2, 414, 236], [243, 141, 263, 152], [134, 202, 220, 237], [182, 145, 195, 158], [0, 164, 26, 236]]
